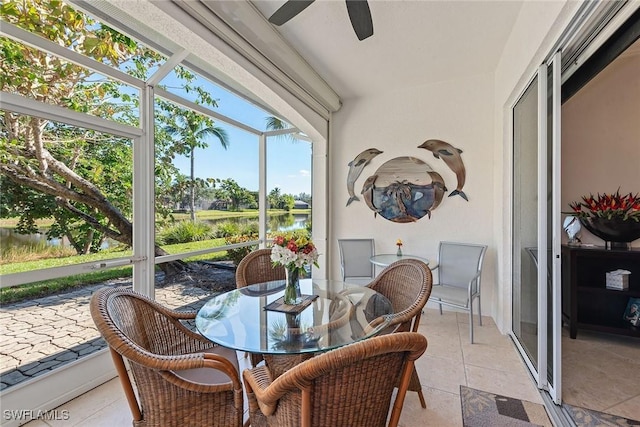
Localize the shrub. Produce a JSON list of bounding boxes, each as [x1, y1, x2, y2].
[[214, 220, 240, 238], [158, 221, 213, 245], [225, 234, 258, 265], [239, 221, 259, 236]]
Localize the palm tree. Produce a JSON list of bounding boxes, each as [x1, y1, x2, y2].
[[166, 109, 229, 221], [265, 116, 298, 143]]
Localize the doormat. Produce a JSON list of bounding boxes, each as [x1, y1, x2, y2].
[[460, 386, 552, 426], [564, 403, 640, 426]]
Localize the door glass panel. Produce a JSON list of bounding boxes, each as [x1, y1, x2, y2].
[[546, 64, 555, 385], [512, 77, 539, 366]]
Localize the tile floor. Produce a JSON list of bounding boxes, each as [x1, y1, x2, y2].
[[22, 308, 543, 427], [562, 328, 640, 420]]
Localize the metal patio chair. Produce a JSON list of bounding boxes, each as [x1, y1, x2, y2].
[[430, 241, 488, 343]]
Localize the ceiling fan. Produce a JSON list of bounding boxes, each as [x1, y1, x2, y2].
[[268, 0, 374, 41]]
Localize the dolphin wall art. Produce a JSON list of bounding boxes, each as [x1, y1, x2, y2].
[[362, 156, 445, 222], [361, 174, 381, 217], [417, 139, 468, 201], [346, 148, 383, 206]]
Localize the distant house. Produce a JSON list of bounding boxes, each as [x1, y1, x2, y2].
[[293, 200, 309, 209], [209, 200, 229, 210]]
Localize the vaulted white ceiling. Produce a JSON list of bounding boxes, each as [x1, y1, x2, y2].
[[249, 1, 525, 99]]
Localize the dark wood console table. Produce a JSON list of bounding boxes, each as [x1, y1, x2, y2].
[[562, 245, 640, 339]]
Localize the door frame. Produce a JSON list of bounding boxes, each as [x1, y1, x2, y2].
[[508, 52, 562, 404]]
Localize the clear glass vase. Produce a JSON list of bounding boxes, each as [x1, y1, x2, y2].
[[284, 267, 302, 305]]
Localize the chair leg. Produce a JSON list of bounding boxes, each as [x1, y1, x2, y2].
[[438, 302, 443, 315], [417, 389, 427, 409], [408, 366, 427, 409], [469, 304, 474, 344], [477, 294, 483, 326]]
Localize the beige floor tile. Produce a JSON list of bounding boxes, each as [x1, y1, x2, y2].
[[465, 364, 542, 404], [423, 336, 464, 361], [420, 310, 460, 332], [67, 398, 132, 427], [461, 340, 528, 373], [562, 348, 639, 413], [18, 420, 49, 427], [420, 323, 463, 361], [458, 322, 512, 348], [414, 354, 467, 394], [604, 394, 640, 421], [42, 378, 124, 427], [600, 339, 640, 362], [455, 311, 495, 327], [398, 387, 462, 427]]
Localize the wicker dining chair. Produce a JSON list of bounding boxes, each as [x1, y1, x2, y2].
[[90, 287, 244, 427], [243, 332, 427, 427], [365, 259, 433, 408], [235, 248, 285, 288]]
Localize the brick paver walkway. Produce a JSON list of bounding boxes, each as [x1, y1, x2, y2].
[[0, 266, 234, 391]]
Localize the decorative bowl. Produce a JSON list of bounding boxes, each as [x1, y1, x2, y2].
[[579, 217, 640, 249]]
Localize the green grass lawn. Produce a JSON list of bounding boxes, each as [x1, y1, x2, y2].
[[0, 208, 310, 304]]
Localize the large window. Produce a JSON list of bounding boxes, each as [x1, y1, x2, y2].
[[0, 0, 312, 397]]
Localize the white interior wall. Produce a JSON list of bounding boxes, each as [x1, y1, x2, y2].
[[330, 72, 497, 316], [562, 50, 640, 248]]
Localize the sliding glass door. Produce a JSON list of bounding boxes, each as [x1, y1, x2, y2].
[[511, 53, 562, 404]]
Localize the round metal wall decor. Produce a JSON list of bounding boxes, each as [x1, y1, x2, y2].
[[345, 139, 468, 223], [361, 156, 446, 223]]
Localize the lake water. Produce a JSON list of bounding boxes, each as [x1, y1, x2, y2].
[[0, 212, 310, 249]]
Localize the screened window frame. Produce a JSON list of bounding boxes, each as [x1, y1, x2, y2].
[[0, 13, 304, 292]]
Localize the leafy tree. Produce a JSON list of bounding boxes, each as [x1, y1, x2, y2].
[[268, 187, 282, 210], [165, 173, 191, 210], [215, 178, 255, 211], [282, 194, 295, 211], [0, 0, 227, 273], [267, 187, 295, 210], [164, 109, 229, 221], [1, 0, 142, 254]]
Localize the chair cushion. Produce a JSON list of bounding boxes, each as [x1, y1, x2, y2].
[[172, 345, 239, 385], [430, 284, 469, 307]]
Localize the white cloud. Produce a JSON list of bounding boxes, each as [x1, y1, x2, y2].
[[299, 169, 311, 177]]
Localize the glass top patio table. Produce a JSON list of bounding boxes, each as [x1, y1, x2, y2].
[[195, 279, 393, 355], [369, 254, 430, 267]]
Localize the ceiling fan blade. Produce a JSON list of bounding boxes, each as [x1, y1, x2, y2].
[[269, 0, 316, 26], [345, 0, 374, 41]]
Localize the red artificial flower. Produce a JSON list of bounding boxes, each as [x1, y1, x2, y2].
[[286, 240, 298, 253], [569, 189, 640, 221]]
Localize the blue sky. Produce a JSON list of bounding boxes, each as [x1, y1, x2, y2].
[[161, 72, 312, 197]]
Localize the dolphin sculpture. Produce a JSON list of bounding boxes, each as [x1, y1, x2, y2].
[[427, 171, 447, 211], [346, 148, 383, 206], [361, 175, 380, 217], [418, 139, 468, 201]]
